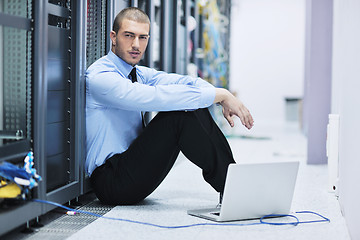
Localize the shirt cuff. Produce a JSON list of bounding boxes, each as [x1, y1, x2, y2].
[[199, 86, 216, 108]]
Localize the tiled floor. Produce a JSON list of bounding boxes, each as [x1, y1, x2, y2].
[[64, 122, 350, 240]]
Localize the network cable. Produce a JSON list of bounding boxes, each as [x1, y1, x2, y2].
[[32, 199, 330, 229]]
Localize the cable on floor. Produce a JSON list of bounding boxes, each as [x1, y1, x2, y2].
[[32, 199, 330, 229]]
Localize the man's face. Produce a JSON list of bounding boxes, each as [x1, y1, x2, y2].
[[110, 19, 150, 66]]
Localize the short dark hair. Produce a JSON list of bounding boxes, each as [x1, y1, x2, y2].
[[112, 7, 150, 33]]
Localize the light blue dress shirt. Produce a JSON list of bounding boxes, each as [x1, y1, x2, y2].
[[85, 50, 216, 176]]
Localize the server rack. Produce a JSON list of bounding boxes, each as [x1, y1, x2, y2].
[[0, 0, 89, 234], [0, 0, 42, 235]]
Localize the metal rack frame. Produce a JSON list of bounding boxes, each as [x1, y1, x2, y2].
[[0, 0, 87, 235]]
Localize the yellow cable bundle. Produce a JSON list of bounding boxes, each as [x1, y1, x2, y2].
[[0, 180, 22, 198]]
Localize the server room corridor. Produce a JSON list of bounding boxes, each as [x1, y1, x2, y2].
[[1, 0, 360, 239]]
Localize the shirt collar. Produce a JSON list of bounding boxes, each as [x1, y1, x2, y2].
[[107, 50, 136, 77]]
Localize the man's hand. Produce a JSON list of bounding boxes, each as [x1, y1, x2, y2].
[[214, 88, 254, 129]]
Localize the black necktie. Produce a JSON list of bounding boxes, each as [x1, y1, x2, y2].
[[129, 67, 137, 83], [129, 67, 146, 128]]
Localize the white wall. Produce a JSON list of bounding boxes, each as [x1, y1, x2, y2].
[[229, 0, 305, 125], [332, 0, 360, 239]]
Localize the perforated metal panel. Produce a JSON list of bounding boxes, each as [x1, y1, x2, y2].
[[86, 0, 107, 68], [2, 0, 29, 18], [2, 0, 33, 141], [9, 199, 113, 240]]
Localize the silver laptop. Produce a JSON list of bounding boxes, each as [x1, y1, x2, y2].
[[187, 161, 299, 222]]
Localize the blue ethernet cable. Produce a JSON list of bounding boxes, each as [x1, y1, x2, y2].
[[32, 199, 330, 229]]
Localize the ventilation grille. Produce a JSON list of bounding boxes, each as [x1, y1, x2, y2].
[[2, 0, 32, 141], [25, 200, 113, 240], [86, 0, 107, 68]]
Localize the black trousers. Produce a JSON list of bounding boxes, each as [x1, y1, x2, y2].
[[90, 108, 235, 205]]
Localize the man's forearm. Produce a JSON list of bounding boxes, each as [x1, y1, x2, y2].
[[214, 88, 230, 104]]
